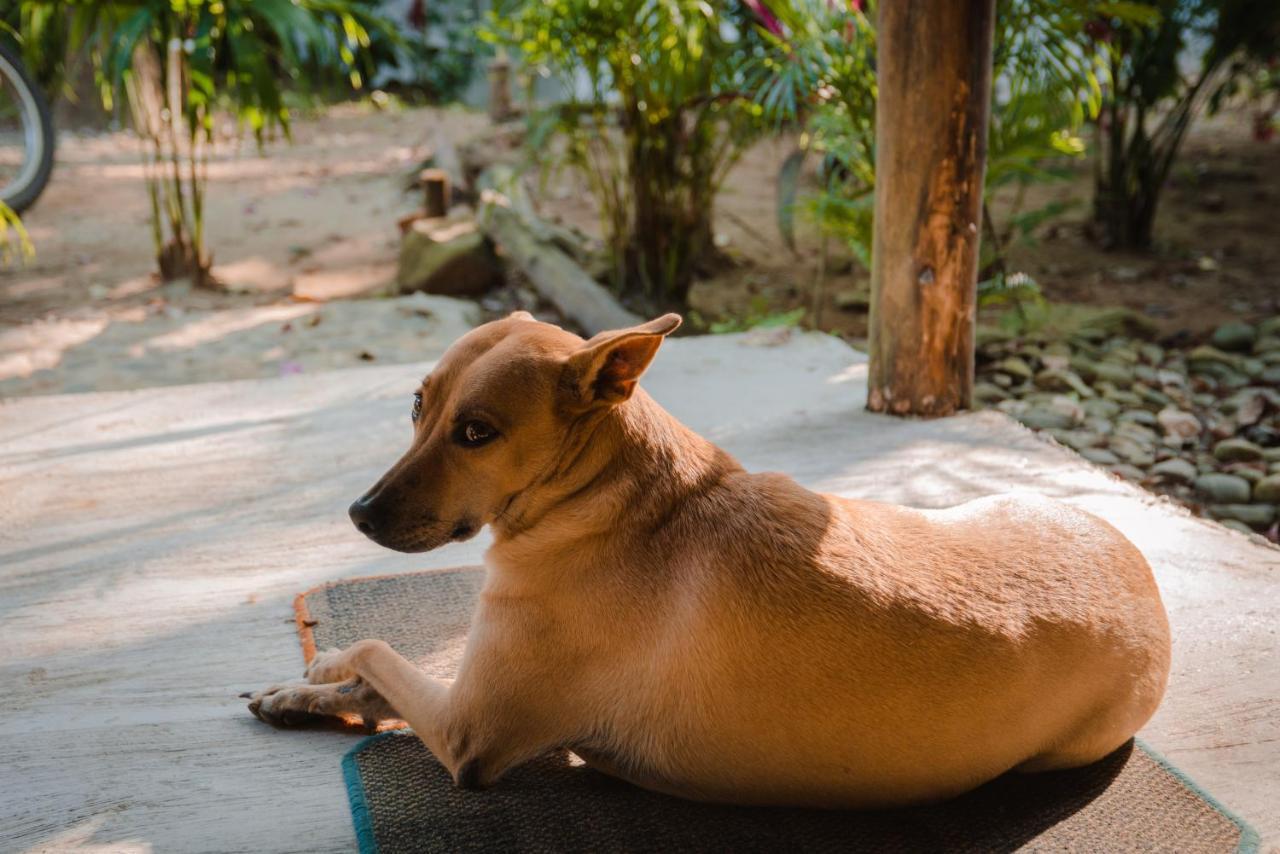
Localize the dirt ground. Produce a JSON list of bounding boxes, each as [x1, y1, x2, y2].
[[0, 104, 487, 396], [2, 103, 1277, 397]]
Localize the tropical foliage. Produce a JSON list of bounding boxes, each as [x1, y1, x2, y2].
[[754, 0, 1141, 290], [1092, 0, 1280, 248], [487, 0, 767, 308], [4, 0, 395, 284]]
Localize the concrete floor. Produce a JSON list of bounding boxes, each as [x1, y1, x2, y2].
[[1, 331, 1276, 852]]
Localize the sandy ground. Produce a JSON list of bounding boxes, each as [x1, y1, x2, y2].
[[1, 104, 487, 398], [2, 103, 1277, 399]]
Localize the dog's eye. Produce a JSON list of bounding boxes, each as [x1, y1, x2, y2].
[[457, 420, 497, 447], [411, 392, 422, 423]]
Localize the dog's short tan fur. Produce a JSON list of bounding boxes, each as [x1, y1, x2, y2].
[[249, 312, 1171, 808]]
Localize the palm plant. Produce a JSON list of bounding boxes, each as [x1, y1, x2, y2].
[[8, 0, 394, 286], [1092, 0, 1280, 249], [755, 0, 1145, 283], [488, 0, 766, 308]]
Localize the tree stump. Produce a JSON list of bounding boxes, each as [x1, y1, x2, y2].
[[867, 0, 996, 417]]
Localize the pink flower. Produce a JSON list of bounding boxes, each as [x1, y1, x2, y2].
[[743, 0, 783, 37]]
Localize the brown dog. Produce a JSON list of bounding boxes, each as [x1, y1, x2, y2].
[[248, 312, 1171, 808]]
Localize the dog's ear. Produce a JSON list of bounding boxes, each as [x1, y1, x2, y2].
[[565, 314, 681, 408]]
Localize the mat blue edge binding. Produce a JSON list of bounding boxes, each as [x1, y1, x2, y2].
[[340, 732, 1261, 854], [343, 729, 411, 854]]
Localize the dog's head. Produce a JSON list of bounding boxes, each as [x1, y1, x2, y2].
[[349, 310, 681, 552]]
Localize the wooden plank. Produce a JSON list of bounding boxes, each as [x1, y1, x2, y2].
[[868, 0, 996, 416]]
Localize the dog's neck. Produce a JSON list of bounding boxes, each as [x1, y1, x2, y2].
[[489, 389, 739, 553]]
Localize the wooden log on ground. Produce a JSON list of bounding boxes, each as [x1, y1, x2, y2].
[[868, 0, 996, 417], [478, 178, 641, 335]]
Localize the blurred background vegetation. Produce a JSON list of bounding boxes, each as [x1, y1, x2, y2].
[[3, 0, 1277, 307]]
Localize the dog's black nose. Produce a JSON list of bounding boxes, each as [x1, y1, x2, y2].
[[348, 497, 378, 536]]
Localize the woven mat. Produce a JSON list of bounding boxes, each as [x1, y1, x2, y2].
[[295, 568, 1259, 854]]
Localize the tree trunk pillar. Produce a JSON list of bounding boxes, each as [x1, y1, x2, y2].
[[867, 0, 996, 417]]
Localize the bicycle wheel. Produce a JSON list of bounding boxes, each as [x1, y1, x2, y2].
[[0, 41, 54, 214]]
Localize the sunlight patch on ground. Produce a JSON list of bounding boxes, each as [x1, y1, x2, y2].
[[18, 815, 153, 854], [144, 304, 319, 352], [825, 362, 869, 385], [0, 317, 108, 381]]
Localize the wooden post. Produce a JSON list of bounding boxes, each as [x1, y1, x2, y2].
[[867, 0, 996, 417], [488, 56, 513, 123], [420, 168, 450, 218]]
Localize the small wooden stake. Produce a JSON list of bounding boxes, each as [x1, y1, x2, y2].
[[488, 56, 513, 123], [420, 168, 450, 218]]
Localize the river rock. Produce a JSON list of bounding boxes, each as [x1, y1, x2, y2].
[[1224, 463, 1265, 484], [996, 356, 1033, 382], [1254, 473, 1280, 502], [1102, 388, 1143, 408], [1134, 383, 1172, 408], [1214, 437, 1264, 463], [974, 381, 1008, 403], [1088, 359, 1136, 388], [1015, 397, 1083, 430], [1108, 435, 1154, 467], [1208, 503, 1276, 530], [1258, 316, 1280, 339], [1217, 519, 1256, 535], [1246, 425, 1280, 447], [1157, 408, 1201, 445], [1083, 398, 1121, 420], [1034, 369, 1095, 398], [1114, 419, 1159, 444], [1117, 409, 1157, 427], [1109, 464, 1147, 482], [1084, 416, 1114, 436], [1187, 345, 1241, 371], [1253, 335, 1280, 354], [1050, 429, 1102, 451], [1210, 321, 1257, 352], [1080, 447, 1120, 465], [1150, 457, 1197, 484], [1193, 472, 1252, 503]]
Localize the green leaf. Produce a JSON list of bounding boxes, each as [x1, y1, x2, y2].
[[775, 148, 806, 253]]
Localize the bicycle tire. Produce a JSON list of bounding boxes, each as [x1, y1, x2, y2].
[[0, 40, 54, 214]]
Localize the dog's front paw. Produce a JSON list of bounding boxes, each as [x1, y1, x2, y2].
[[244, 684, 329, 728], [305, 647, 355, 684]]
